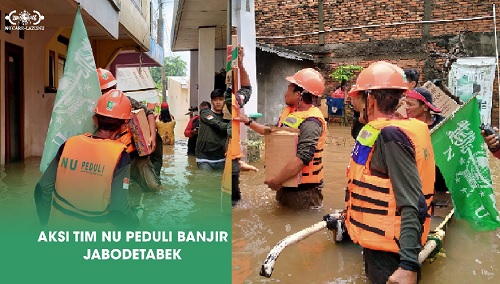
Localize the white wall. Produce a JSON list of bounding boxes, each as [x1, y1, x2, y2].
[[232, 0, 258, 114]]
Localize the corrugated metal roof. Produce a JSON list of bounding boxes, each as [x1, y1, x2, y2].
[[256, 43, 313, 61]]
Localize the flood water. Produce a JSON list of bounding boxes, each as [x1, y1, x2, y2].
[[0, 139, 232, 230], [232, 125, 500, 283]]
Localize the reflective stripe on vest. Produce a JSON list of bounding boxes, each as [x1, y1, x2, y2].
[[277, 106, 296, 127], [53, 135, 126, 223], [346, 118, 435, 253], [281, 106, 327, 184]]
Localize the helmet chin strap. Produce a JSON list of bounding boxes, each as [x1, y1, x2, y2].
[[362, 91, 369, 123]]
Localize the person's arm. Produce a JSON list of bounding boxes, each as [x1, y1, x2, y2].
[[184, 117, 195, 138], [128, 96, 157, 152], [481, 128, 500, 159], [108, 151, 139, 229], [236, 113, 270, 135], [147, 113, 157, 152], [199, 109, 229, 133], [34, 145, 64, 226], [372, 127, 422, 278], [265, 119, 322, 190]]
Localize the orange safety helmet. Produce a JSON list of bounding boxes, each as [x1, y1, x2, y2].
[[285, 68, 325, 96], [353, 61, 408, 95], [96, 68, 117, 90], [347, 85, 360, 97], [95, 89, 131, 119]]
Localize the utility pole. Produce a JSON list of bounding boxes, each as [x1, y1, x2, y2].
[[159, 0, 167, 102]]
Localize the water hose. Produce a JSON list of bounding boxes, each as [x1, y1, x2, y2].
[[260, 208, 455, 278]]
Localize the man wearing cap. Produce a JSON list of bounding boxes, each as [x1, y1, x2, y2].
[[34, 90, 140, 229], [403, 87, 448, 194], [184, 102, 211, 156], [346, 62, 435, 284], [237, 68, 327, 210], [196, 90, 230, 170], [403, 87, 445, 130]]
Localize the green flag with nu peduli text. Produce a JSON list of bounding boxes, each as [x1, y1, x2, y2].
[[40, 7, 101, 173], [431, 96, 500, 231]]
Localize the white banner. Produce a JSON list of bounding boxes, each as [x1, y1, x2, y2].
[[448, 57, 496, 124]]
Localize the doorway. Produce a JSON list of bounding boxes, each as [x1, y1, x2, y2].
[[5, 42, 24, 163]]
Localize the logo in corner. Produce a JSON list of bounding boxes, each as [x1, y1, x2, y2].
[[5, 10, 45, 31]]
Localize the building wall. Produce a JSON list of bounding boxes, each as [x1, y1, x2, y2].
[[255, 0, 500, 125], [256, 50, 314, 125], [167, 77, 191, 140], [119, 0, 151, 50]]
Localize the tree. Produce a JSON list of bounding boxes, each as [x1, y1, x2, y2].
[[330, 65, 364, 86], [150, 55, 188, 90]]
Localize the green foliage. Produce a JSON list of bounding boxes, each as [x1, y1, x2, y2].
[[149, 55, 188, 90], [330, 65, 364, 84]]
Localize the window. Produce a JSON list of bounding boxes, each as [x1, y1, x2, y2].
[[45, 50, 57, 93], [57, 56, 66, 84]]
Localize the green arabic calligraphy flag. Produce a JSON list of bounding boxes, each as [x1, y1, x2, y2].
[[40, 7, 101, 173], [431, 97, 500, 231]]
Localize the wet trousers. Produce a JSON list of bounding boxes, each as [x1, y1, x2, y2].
[[131, 154, 162, 192], [363, 248, 421, 284], [276, 184, 323, 210]]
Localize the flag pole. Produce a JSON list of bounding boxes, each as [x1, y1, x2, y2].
[[493, 4, 499, 128]]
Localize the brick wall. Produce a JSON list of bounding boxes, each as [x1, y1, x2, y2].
[[255, 0, 500, 125]]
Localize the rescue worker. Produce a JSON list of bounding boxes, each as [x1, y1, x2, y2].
[[34, 90, 140, 230], [237, 68, 327, 210], [346, 61, 435, 284], [96, 68, 162, 191]]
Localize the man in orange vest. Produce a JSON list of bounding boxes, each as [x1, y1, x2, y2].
[[34, 90, 140, 229], [346, 62, 435, 284], [237, 68, 327, 210], [96, 68, 162, 192]]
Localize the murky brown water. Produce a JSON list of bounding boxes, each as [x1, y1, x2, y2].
[[232, 125, 500, 284]]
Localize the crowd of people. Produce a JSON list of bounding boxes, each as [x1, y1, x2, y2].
[[33, 48, 500, 284], [231, 57, 499, 284]]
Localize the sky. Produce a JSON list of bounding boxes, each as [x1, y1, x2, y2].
[[162, 1, 190, 73]]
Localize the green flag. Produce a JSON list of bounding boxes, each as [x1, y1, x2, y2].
[[431, 97, 500, 231], [40, 7, 101, 173]]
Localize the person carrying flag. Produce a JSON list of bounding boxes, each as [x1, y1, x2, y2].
[[34, 90, 140, 229]]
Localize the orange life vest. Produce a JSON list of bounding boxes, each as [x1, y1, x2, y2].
[[345, 118, 435, 253], [117, 125, 136, 153], [51, 134, 126, 228], [277, 106, 296, 126], [281, 106, 327, 184]]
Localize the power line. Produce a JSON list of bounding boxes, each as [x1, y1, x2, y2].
[[256, 15, 494, 39]]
